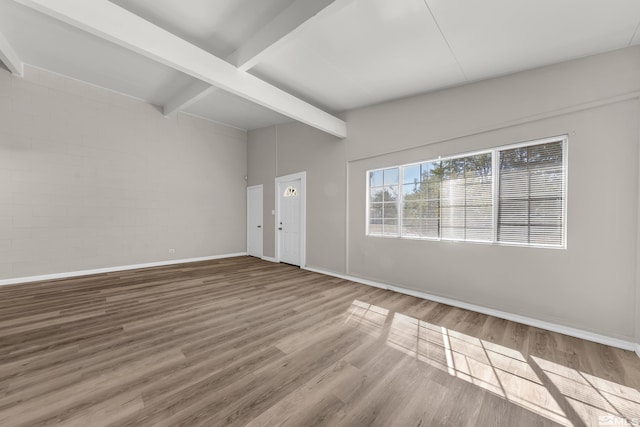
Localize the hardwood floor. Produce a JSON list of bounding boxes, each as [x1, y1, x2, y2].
[[0, 256, 639, 426]]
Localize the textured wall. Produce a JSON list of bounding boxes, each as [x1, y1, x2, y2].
[[0, 66, 247, 279], [248, 46, 640, 341], [342, 47, 640, 341], [247, 122, 345, 272], [347, 101, 638, 340], [247, 126, 277, 258]]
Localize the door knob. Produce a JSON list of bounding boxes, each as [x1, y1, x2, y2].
[[278, 227, 283, 230], [257, 225, 261, 228]]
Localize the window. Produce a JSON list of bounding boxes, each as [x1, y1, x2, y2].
[[283, 186, 298, 197], [440, 153, 493, 242], [401, 161, 440, 239], [366, 136, 567, 248], [369, 167, 399, 237], [498, 141, 565, 246]]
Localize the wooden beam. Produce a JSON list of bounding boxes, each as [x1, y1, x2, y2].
[[0, 31, 23, 76], [162, 0, 348, 120], [13, 0, 347, 138]]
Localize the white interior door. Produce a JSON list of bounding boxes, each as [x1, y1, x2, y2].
[[278, 178, 301, 266], [247, 185, 263, 258]]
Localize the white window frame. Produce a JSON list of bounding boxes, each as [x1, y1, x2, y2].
[[493, 135, 568, 249], [365, 166, 402, 238], [365, 135, 568, 249]]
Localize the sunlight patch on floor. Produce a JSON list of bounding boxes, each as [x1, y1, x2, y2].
[[531, 356, 640, 426], [384, 312, 571, 425], [339, 299, 639, 427], [343, 299, 389, 338]]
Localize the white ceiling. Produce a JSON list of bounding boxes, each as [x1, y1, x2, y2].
[[250, 0, 467, 113], [0, 0, 196, 106], [111, 0, 297, 59], [1, 0, 639, 133], [185, 88, 292, 131]]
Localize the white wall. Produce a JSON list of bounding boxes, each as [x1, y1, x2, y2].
[[348, 101, 638, 340], [276, 122, 346, 274], [0, 66, 247, 280], [247, 126, 277, 258], [248, 46, 640, 343], [343, 47, 640, 342], [344, 46, 640, 162], [4, 45, 637, 344], [247, 121, 346, 273]]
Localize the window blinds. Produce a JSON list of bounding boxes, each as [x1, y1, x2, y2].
[[440, 154, 493, 242], [367, 136, 567, 248], [498, 141, 565, 246]]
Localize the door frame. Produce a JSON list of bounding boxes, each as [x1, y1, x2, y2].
[[247, 184, 263, 258], [275, 171, 306, 267]]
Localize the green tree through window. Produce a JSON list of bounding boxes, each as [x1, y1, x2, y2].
[[367, 137, 566, 248]]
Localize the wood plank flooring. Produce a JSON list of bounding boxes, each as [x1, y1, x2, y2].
[[0, 256, 639, 426]]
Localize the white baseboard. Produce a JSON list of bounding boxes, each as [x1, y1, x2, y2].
[[0, 252, 247, 287], [4, 257, 637, 355], [302, 266, 638, 354]]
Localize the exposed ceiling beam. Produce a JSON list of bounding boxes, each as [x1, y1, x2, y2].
[[163, 0, 348, 119], [163, 80, 215, 117], [0, 31, 23, 76], [13, 0, 347, 138], [229, 0, 345, 72]]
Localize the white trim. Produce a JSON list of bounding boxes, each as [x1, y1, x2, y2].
[[261, 256, 278, 263], [562, 136, 569, 249], [365, 135, 568, 250], [636, 97, 640, 362], [247, 184, 264, 258], [491, 147, 499, 242], [13, 0, 347, 138], [345, 161, 351, 275], [179, 111, 248, 132], [163, 0, 348, 118], [353, 92, 640, 162], [163, 80, 215, 117], [228, 0, 346, 72], [398, 166, 404, 237], [0, 31, 23, 76], [275, 171, 307, 267], [302, 265, 638, 353], [0, 253, 246, 287], [365, 164, 371, 236]]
